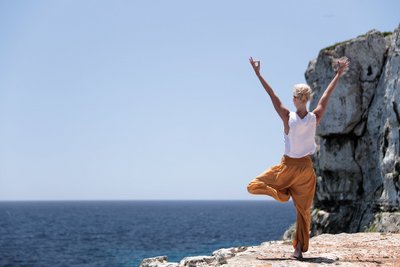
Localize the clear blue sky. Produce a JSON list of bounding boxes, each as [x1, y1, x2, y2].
[[0, 0, 398, 200]]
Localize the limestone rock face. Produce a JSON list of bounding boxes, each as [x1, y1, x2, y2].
[[369, 212, 400, 232], [307, 30, 387, 136], [306, 25, 400, 235]]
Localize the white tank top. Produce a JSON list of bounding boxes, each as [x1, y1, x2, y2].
[[284, 111, 317, 158]]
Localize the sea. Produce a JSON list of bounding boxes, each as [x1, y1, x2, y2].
[[0, 200, 295, 267]]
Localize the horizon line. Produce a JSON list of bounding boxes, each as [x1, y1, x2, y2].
[[0, 198, 281, 202]]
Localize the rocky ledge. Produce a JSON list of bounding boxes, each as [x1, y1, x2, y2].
[[140, 232, 400, 267]]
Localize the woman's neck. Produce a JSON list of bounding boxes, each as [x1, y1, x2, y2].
[[296, 107, 308, 118]]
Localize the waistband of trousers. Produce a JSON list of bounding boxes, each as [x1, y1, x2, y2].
[[281, 155, 313, 166]]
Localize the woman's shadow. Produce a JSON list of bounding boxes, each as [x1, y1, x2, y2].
[[256, 256, 336, 264]]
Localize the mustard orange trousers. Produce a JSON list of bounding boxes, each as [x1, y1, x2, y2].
[[247, 155, 316, 252]]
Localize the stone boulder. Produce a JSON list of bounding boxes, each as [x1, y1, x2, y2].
[[140, 256, 179, 267]]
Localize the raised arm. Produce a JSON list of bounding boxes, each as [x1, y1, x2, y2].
[[249, 57, 289, 123], [312, 57, 350, 125]]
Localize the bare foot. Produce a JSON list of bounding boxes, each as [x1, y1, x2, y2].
[[291, 242, 303, 260]]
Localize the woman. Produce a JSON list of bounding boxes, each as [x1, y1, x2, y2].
[[247, 56, 350, 259]]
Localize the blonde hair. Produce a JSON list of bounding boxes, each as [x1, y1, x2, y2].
[[293, 84, 312, 102]]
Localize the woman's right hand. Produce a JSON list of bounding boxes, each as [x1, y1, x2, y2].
[[249, 57, 261, 75], [335, 57, 350, 76]]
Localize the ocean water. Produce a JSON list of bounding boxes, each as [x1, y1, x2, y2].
[[0, 200, 295, 267]]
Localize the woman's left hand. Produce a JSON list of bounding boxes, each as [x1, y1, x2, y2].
[[249, 57, 261, 75]]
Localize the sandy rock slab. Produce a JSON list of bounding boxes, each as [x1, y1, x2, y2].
[[141, 233, 400, 266], [227, 233, 400, 267]]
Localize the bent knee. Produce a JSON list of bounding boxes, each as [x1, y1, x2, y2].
[[247, 183, 253, 193], [247, 181, 261, 194]]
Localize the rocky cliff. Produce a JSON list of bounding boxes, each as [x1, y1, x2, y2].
[[304, 25, 400, 235]]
